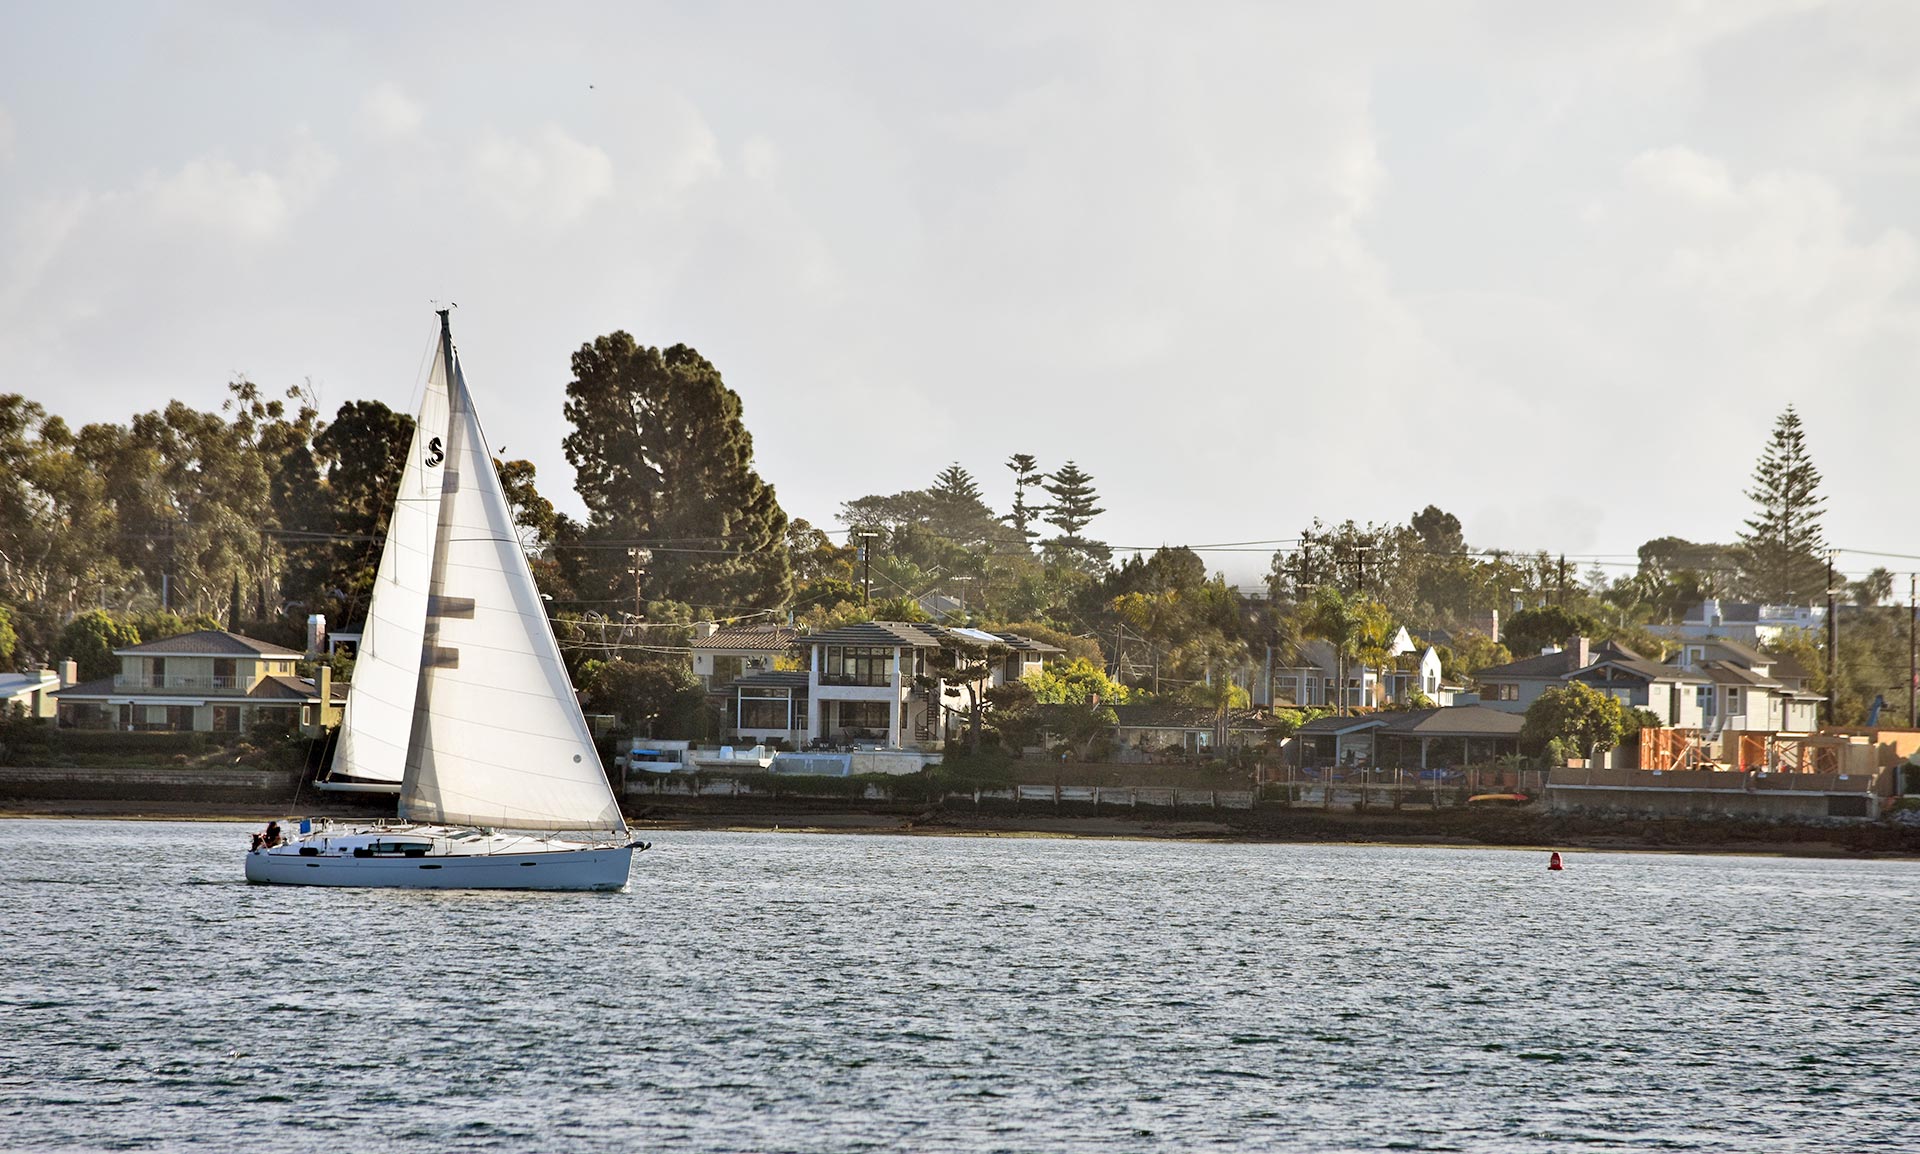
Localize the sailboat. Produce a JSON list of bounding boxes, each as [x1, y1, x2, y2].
[[245, 310, 641, 891]]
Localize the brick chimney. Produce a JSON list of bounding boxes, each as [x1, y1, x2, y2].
[[59, 658, 77, 687], [1567, 635, 1590, 670]]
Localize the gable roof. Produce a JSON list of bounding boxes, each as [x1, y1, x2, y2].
[[1374, 704, 1524, 737], [727, 669, 811, 691], [114, 629, 303, 658], [1688, 637, 1771, 667], [690, 624, 799, 652], [251, 674, 347, 701]]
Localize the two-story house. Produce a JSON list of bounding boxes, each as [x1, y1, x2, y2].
[[1665, 639, 1823, 735], [763, 621, 1059, 750], [53, 630, 345, 736]]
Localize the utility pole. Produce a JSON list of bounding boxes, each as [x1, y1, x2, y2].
[[1826, 552, 1838, 727], [1909, 573, 1916, 729], [858, 531, 877, 606], [1556, 554, 1567, 606]]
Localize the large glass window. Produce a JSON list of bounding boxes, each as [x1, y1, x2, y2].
[[740, 693, 791, 730], [836, 701, 891, 731], [824, 646, 895, 685]]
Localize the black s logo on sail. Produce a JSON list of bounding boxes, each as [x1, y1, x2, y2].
[[425, 437, 444, 468]]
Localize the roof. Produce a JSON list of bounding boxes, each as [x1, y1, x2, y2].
[[993, 632, 1065, 654], [1109, 704, 1269, 731], [690, 624, 799, 652], [1692, 637, 1771, 667], [797, 621, 1063, 654], [1573, 655, 1704, 685], [114, 629, 302, 658], [1374, 705, 1524, 737], [0, 670, 57, 698], [1765, 650, 1810, 681], [51, 677, 116, 698], [1474, 649, 1584, 681], [1691, 660, 1782, 688], [251, 675, 346, 701], [800, 621, 949, 648], [1296, 714, 1387, 736]]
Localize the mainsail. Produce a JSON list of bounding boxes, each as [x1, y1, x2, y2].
[[396, 329, 625, 832], [325, 338, 450, 785]]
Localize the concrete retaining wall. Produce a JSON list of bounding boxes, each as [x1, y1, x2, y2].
[[0, 765, 300, 802]]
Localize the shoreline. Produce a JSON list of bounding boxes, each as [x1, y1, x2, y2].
[[5, 797, 1916, 860]]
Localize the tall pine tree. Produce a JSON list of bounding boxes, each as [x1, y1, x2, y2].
[[562, 333, 790, 611], [1004, 453, 1043, 547], [1040, 461, 1109, 569], [1738, 405, 1827, 604]]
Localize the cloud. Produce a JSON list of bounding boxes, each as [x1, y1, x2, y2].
[[469, 125, 614, 225], [361, 82, 424, 139]]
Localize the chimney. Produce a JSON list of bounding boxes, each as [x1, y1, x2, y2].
[[59, 658, 77, 687], [306, 613, 326, 656], [694, 621, 719, 640], [1567, 635, 1589, 669]]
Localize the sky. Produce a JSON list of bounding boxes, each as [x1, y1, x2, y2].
[[3, 1, 1917, 586]]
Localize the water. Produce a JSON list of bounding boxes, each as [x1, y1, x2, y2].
[[2, 820, 1915, 1152]]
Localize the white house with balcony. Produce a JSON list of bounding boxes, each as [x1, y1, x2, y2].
[[691, 622, 800, 689], [53, 629, 345, 736], [792, 621, 1059, 750]]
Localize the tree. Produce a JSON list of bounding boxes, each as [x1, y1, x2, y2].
[[583, 658, 707, 737], [310, 399, 414, 615], [1025, 657, 1132, 706], [0, 604, 16, 669], [1409, 505, 1463, 554], [1004, 453, 1044, 546], [562, 333, 790, 611], [1296, 585, 1391, 715], [921, 635, 1005, 753], [1739, 406, 1827, 603], [1521, 682, 1627, 761], [1849, 567, 1895, 607], [1502, 606, 1601, 659], [1039, 461, 1108, 568], [923, 464, 1002, 547], [58, 611, 142, 683]]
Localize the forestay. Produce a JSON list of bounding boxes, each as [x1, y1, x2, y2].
[[398, 353, 625, 832]]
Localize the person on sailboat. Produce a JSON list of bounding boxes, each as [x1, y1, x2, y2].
[[252, 821, 283, 851]]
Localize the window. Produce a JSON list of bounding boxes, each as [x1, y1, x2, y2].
[[824, 646, 895, 686], [836, 701, 891, 731], [1483, 683, 1518, 702], [739, 694, 791, 730], [213, 706, 241, 733], [213, 658, 236, 688], [1726, 687, 1740, 714]]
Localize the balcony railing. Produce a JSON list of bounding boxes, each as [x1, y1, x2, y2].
[[112, 675, 247, 693]]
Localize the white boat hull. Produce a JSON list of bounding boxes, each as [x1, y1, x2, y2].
[[243, 825, 636, 891]]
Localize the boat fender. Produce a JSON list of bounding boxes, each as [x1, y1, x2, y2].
[[1548, 851, 1564, 871]]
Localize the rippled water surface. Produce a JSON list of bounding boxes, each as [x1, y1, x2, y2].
[[2, 820, 1916, 1152]]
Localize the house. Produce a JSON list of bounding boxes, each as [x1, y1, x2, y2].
[[1, 664, 68, 720], [53, 630, 346, 736], [793, 621, 1060, 750], [1267, 639, 1380, 710], [1294, 705, 1524, 769], [691, 622, 800, 689], [1664, 639, 1823, 735], [1109, 705, 1270, 755], [1473, 637, 1613, 714], [1649, 598, 1824, 648], [1382, 646, 1450, 706]]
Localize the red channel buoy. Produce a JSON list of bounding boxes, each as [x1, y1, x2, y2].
[[1548, 851, 1564, 871]]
